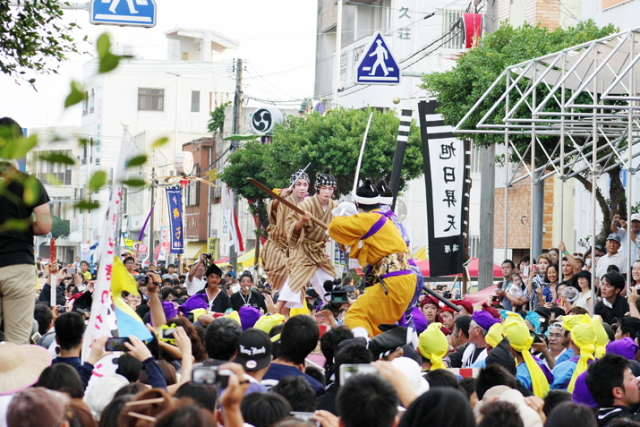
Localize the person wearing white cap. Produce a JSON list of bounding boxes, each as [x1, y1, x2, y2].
[[611, 213, 640, 260], [595, 233, 627, 287]]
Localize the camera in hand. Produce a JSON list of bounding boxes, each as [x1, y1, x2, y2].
[[105, 337, 130, 352], [203, 253, 212, 259], [161, 328, 176, 340], [192, 366, 232, 388], [321, 279, 348, 316]]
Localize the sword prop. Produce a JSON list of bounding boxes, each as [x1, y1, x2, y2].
[[247, 178, 328, 230], [287, 162, 312, 191], [351, 112, 374, 200]]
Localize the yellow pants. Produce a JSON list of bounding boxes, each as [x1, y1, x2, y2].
[[344, 274, 416, 337]]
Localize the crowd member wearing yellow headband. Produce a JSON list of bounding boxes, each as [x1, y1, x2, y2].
[[592, 315, 609, 359], [551, 314, 596, 393], [503, 313, 550, 397], [485, 323, 504, 349], [418, 323, 448, 371]]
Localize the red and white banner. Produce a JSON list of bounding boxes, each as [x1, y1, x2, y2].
[[227, 188, 245, 252], [447, 368, 480, 378], [82, 131, 135, 361]]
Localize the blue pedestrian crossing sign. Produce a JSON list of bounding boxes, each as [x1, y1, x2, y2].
[[90, 0, 157, 28], [355, 32, 401, 85]]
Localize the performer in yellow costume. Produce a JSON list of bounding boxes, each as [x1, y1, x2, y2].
[[277, 168, 338, 311], [329, 179, 416, 337], [262, 169, 310, 291]]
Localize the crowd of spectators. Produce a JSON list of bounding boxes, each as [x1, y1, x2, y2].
[[5, 224, 640, 427]]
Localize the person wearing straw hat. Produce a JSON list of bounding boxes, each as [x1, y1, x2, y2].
[[0, 341, 52, 396], [551, 314, 596, 393], [502, 312, 551, 397]]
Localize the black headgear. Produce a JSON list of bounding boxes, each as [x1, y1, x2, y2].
[[375, 179, 393, 205], [315, 167, 337, 189], [205, 263, 223, 278], [354, 178, 380, 205], [290, 169, 310, 186]]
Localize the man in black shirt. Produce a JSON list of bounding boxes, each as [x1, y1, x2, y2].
[[595, 271, 630, 325], [587, 353, 640, 427], [0, 117, 52, 344], [195, 263, 231, 313], [230, 271, 267, 313]]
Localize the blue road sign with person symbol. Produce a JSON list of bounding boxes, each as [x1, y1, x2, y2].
[[355, 32, 401, 85], [91, 0, 157, 28]]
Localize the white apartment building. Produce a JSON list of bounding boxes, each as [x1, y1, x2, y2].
[[80, 27, 237, 258], [27, 126, 83, 262]]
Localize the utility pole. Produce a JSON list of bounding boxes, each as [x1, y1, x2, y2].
[[477, 0, 498, 289], [149, 167, 156, 266], [332, 0, 343, 108], [230, 58, 243, 272]]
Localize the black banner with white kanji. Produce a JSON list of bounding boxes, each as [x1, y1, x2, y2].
[[419, 100, 470, 277]]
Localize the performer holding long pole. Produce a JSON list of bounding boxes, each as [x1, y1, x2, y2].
[[261, 169, 311, 291], [276, 168, 338, 313]]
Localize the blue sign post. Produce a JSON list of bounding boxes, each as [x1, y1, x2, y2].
[[91, 0, 157, 28], [355, 32, 401, 85]]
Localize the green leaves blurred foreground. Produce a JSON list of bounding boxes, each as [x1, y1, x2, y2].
[[0, 33, 169, 232]]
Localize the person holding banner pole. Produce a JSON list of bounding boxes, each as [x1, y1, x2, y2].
[[328, 179, 416, 338]]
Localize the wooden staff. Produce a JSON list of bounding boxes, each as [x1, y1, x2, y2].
[[247, 178, 328, 230]]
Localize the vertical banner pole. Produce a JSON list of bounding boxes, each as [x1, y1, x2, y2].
[[389, 109, 413, 211], [352, 113, 374, 199], [463, 139, 472, 296]]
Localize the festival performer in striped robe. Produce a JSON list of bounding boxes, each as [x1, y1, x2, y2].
[[329, 179, 416, 337], [261, 169, 310, 291], [277, 168, 338, 311]]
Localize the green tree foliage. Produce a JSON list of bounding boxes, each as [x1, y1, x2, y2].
[[270, 108, 423, 197], [220, 108, 423, 228], [0, 33, 166, 233], [208, 101, 232, 134], [421, 20, 620, 244], [0, 0, 81, 84], [421, 20, 616, 149], [51, 215, 70, 238]]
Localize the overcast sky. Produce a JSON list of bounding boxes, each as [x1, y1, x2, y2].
[[0, 0, 318, 130]]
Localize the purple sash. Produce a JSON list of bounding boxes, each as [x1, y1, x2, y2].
[[382, 270, 412, 279], [361, 213, 388, 240]]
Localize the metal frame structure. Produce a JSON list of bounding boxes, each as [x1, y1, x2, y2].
[[453, 26, 640, 312]]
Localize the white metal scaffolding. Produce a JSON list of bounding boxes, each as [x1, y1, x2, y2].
[[454, 27, 640, 307]]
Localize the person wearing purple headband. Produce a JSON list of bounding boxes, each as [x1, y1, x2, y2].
[[461, 311, 499, 368]]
